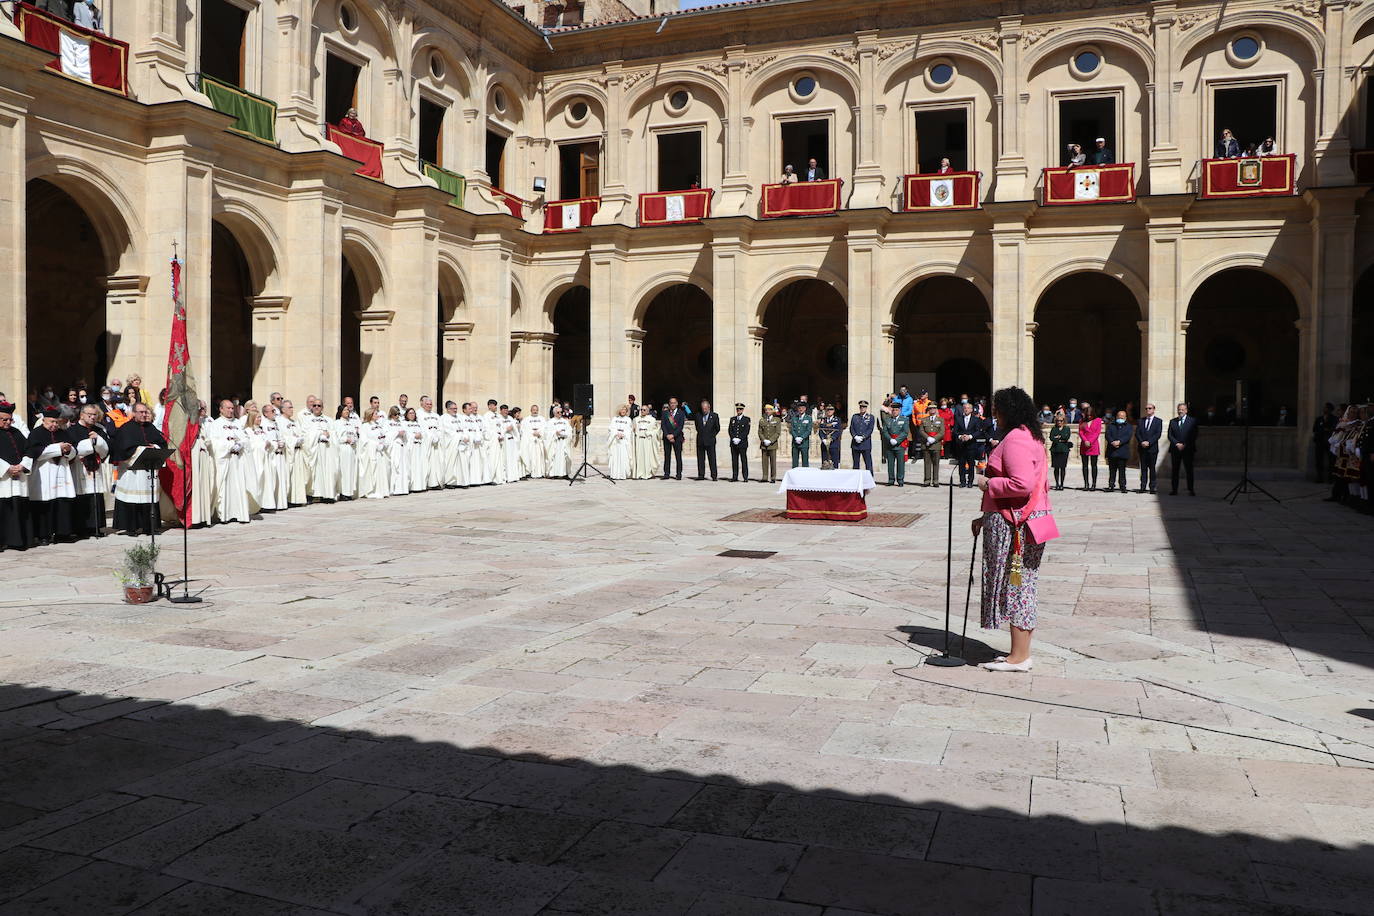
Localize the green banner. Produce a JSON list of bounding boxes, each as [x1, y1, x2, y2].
[[198, 74, 277, 145], [423, 162, 465, 207]]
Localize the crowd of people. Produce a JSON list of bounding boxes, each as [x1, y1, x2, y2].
[[1315, 402, 1374, 514]]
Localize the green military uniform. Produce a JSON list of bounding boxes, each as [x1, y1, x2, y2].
[[758, 412, 783, 482], [880, 413, 910, 485], [918, 413, 945, 486], [788, 410, 813, 468], [817, 414, 843, 468]]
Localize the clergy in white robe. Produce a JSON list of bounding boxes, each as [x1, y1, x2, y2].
[[403, 409, 428, 492], [521, 406, 548, 479], [26, 408, 81, 543], [334, 406, 362, 499], [498, 407, 522, 482], [461, 404, 485, 486], [0, 401, 34, 550], [69, 405, 111, 536], [358, 410, 392, 499], [419, 400, 446, 489], [386, 408, 410, 495], [110, 403, 166, 536], [258, 406, 290, 511], [279, 402, 308, 507], [439, 402, 465, 487], [204, 401, 255, 524], [546, 411, 574, 478], [480, 401, 503, 484], [607, 408, 633, 480], [300, 398, 339, 501], [632, 411, 662, 479]]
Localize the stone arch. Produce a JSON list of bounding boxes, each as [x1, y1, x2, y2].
[[1025, 28, 1156, 79], [211, 198, 283, 295], [436, 255, 467, 405], [760, 278, 849, 409], [550, 285, 591, 404], [208, 221, 256, 402], [544, 81, 610, 117], [1033, 271, 1143, 411], [640, 283, 714, 410], [1175, 12, 1323, 63], [891, 275, 993, 399], [408, 29, 474, 99], [884, 261, 993, 322], [26, 156, 139, 274], [752, 266, 848, 327], [626, 70, 729, 114], [1182, 253, 1308, 317], [1031, 258, 1147, 318], [536, 273, 590, 327], [312, 0, 399, 60], [629, 271, 713, 327], [877, 42, 1003, 90], [339, 229, 386, 406], [745, 54, 860, 104], [340, 228, 388, 304]]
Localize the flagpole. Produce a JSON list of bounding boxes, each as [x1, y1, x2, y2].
[[166, 244, 201, 605]]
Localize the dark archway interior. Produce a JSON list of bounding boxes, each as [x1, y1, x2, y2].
[[437, 276, 463, 407], [762, 279, 847, 410], [552, 286, 591, 405], [210, 222, 254, 403], [340, 259, 363, 407], [1353, 267, 1374, 403], [642, 284, 713, 411], [1187, 268, 1298, 425], [25, 179, 109, 396], [893, 276, 991, 399], [1035, 273, 1141, 414]]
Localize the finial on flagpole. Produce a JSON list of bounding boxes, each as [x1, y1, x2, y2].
[[172, 240, 179, 259]]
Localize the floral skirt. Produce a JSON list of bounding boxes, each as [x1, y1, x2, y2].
[[980, 510, 1048, 631]]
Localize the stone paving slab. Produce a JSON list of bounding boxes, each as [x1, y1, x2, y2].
[[1, 469, 1373, 914]]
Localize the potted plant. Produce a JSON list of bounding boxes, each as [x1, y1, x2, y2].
[[116, 540, 160, 604]]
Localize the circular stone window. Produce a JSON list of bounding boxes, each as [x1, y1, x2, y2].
[[428, 51, 445, 80], [925, 60, 956, 91], [793, 74, 817, 99], [493, 86, 508, 113], [668, 88, 691, 111], [1226, 33, 1263, 67], [1071, 49, 1101, 77], [338, 1, 358, 32], [568, 99, 589, 124]]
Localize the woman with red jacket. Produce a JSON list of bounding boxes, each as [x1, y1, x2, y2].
[[937, 398, 955, 461], [1077, 403, 1102, 491], [973, 386, 1059, 672]]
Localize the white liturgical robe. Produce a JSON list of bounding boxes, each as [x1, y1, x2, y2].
[[607, 416, 632, 479], [300, 412, 338, 500], [520, 416, 547, 479], [546, 417, 573, 478]]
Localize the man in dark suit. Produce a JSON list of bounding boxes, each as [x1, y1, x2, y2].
[[1090, 138, 1114, 164], [1064, 399, 1083, 424], [661, 397, 685, 480], [803, 158, 826, 181], [1167, 402, 1199, 495], [693, 399, 719, 481], [951, 402, 981, 488], [1136, 403, 1163, 493], [727, 403, 750, 482]]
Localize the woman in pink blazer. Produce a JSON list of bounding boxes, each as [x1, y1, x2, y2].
[[1077, 403, 1102, 490], [973, 387, 1059, 672]]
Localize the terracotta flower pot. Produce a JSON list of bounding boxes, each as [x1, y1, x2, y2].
[[123, 585, 155, 605]]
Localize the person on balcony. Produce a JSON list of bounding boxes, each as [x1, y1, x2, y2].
[[1256, 137, 1278, 156], [803, 158, 826, 181], [937, 158, 954, 174], [35, 0, 73, 21], [1216, 128, 1242, 159], [72, 0, 102, 31], [1090, 138, 1114, 165], [336, 108, 366, 138], [1065, 143, 1086, 167]]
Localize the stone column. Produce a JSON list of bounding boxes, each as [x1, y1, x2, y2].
[[1145, 200, 1187, 409], [1147, 5, 1184, 194], [384, 202, 442, 401], [250, 295, 292, 399], [465, 233, 514, 403], [282, 171, 346, 403], [587, 239, 630, 458], [1022, 321, 1038, 394], [1176, 319, 1190, 408], [987, 204, 1032, 389], [850, 31, 885, 208], [625, 328, 646, 401], [527, 331, 558, 408], [593, 64, 632, 225], [274, 3, 328, 151], [1315, 0, 1354, 184], [104, 276, 151, 390], [879, 323, 899, 399], [357, 308, 395, 404], [846, 224, 882, 405], [715, 47, 751, 216], [994, 17, 1028, 201], [439, 321, 473, 406], [746, 325, 767, 409], [0, 56, 30, 396], [1303, 188, 1361, 442], [712, 230, 750, 405]]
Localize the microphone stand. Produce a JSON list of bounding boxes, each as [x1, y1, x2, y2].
[[926, 463, 966, 667]]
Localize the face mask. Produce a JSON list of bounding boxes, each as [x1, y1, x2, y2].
[[961, 399, 968, 405], [1069, 402, 1077, 408], [43, 390, 54, 399]]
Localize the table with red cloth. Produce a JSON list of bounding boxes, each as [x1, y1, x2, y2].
[[1198, 155, 1296, 199], [760, 179, 844, 218], [903, 172, 979, 211], [1041, 163, 1135, 205], [327, 126, 384, 179], [639, 188, 712, 226], [778, 468, 876, 521], [544, 197, 600, 233]]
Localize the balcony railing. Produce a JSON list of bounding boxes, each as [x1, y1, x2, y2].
[[543, 196, 599, 233], [1041, 163, 1136, 206], [197, 73, 277, 145], [902, 171, 980, 211], [1198, 155, 1296, 199], [490, 187, 525, 218], [326, 126, 384, 180], [421, 161, 465, 207], [14, 2, 128, 96], [638, 188, 713, 226], [759, 178, 844, 218]]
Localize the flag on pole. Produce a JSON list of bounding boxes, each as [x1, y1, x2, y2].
[[160, 253, 201, 527]]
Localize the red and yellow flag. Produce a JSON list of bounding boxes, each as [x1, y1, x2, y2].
[[159, 254, 201, 526]]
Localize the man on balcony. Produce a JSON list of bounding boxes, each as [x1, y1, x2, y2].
[[1090, 138, 1114, 165], [803, 158, 826, 181]]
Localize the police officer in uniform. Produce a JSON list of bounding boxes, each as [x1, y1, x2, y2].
[[849, 400, 875, 472], [788, 401, 813, 469], [727, 403, 750, 482], [880, 402, 910, 486], [817, 406, 843, 469], [758, 404, 782, 483]]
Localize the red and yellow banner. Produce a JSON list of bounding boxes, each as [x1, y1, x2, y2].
[[638, 188, 713, 226], [15, 3, 128, 96], [903, 172, 980, 211], [543, 197, 600, 233], [160, 255, 201, 526], [1042, 163, 1136, 206], [760, 179, 844, 218], [491, 187, 525, 218], [327, 126, 384, 179], [1198, 155, 1296, 199]]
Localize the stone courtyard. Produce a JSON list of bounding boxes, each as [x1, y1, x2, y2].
[[2, 468, 1373, 915]]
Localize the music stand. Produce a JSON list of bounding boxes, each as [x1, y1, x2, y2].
[[126, 447, 172, 548]]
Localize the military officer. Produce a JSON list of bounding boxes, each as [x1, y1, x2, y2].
[[880, 402, 910, 487], [727, 403, 750, 482], [817, 406, 843, 469], [848, 400, 875, 472], [788, 401, 813, 469], [758, 404, 782, 483], [918, 404, 945, 487]]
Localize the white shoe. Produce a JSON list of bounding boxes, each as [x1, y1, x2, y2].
[[979, 658, 1033, 672]]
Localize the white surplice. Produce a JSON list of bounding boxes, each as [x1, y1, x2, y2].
[[607, 416, 632, 479], [204, 416, 255, 523], [545, 418, 573, 478], [300, 413, 338, 500]]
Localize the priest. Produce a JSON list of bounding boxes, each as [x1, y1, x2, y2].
[[26, 406, 79, 544], [300, 396, 339, 502], [461, 402, 485, 486], [546, 406, 574, 479], [279, 399, 308, 507], [204, 399, 255, 524], [521, 404, 547, 479], [439, 400, 465, 487], [188, 402, 217, 526], [111, 402, 167, 536], [499, 404, 522, 483], [419, 397, 446, 490], [481, 399, 503, 484], [258, 403, 290, 511], [69, 403, 111, 538], [0, 401, 32, 550]]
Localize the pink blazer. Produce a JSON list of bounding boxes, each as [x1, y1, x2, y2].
[[1078, 417, 1103, 456], [981, 426, 1053, 522]]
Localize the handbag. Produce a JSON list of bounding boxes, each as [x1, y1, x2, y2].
[[1020, 456, 1061, 545]]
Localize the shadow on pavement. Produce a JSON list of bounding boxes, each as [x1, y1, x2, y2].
[[1, 681, 1371, 915]]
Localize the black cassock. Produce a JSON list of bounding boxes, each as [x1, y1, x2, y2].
[[68, 421, 111, 537], [111, 420, 167, 534], [0, 423, 33, 550]]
